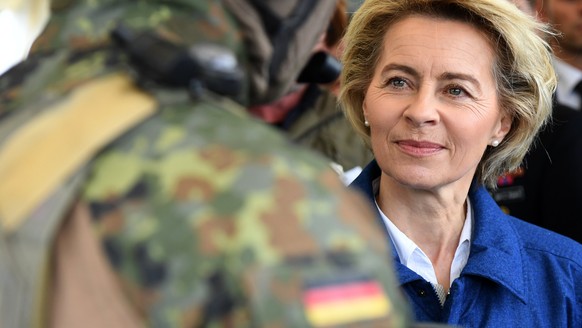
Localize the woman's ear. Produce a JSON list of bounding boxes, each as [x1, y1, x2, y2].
[[362, 101, 368, 123], [492, 112, 512, 143]]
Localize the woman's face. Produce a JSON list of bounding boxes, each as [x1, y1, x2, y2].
[[364, 16, 511, 191]]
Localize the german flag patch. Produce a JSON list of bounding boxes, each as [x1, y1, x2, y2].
[[302, 276, 391, 327]]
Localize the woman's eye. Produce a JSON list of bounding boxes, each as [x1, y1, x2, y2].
[[447, 86, 467, 97], [387, 77, 407, 89], [449, 87, 463, 96]]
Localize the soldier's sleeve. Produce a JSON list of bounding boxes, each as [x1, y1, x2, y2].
[[80, 100, 412, 327], [227, 173, 412, 327]]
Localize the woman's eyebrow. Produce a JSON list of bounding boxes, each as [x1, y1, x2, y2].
[[439, 72, 481, 90], [380, 63, 420, 79]]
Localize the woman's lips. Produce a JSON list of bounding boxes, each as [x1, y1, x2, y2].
[[396, 140, 444, 156]]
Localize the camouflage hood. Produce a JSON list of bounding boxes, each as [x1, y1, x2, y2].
[[27, 0, 337, 106], [222, 0, 337, 105]]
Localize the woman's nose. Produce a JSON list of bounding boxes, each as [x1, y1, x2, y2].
[[403, 88, 440, 127]]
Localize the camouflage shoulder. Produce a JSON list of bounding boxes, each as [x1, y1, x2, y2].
[[81, 94, 412, 327], [29, 0, 245, 63]]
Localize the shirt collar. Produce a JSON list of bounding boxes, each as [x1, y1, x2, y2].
[[351, 160, 527, 304], [553, 56, 582, 108], [373, 181, 472, 287]]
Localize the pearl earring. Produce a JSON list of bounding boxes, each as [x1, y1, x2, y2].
[[364, 120, 370, 127], [491, 140, 500, 147]]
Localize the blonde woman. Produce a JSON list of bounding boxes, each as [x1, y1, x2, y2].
[[341, 0, 581, 326]]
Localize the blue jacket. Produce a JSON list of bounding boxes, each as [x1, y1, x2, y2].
[[350, 160, 582, 327]]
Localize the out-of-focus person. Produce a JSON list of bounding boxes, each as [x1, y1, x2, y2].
[[341, 0, 581, 326], [490, 0, 582, 242], [249, 0, 373, 183], [0, 0, 418, 327], [535, 0, 582, 110], [285, 0, 374, 184]]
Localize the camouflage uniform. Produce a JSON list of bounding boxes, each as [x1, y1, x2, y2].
[[280, 0, 373, 173], [285, 85, 374, 172], [0, 0, 412, 327]]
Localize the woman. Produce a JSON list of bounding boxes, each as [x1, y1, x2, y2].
[[340, 0, 581, 326]]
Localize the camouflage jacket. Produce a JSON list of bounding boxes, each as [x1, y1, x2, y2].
[[284, 84, 374, 172], [0, 0, 412, 327]]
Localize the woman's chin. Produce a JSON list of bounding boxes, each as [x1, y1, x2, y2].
[[387, 172, 443, 191]]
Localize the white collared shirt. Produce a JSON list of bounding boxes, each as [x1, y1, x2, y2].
[[374, 188, 472, 289], [553, 57, 582, 110]]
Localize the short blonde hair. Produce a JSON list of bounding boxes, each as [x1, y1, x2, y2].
[[339, 0, 556, 188]]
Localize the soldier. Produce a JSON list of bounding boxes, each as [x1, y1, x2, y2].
[[0, 0, 415, 327]]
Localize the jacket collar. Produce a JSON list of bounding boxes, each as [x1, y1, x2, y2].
[[350, 160, 527, 304]]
